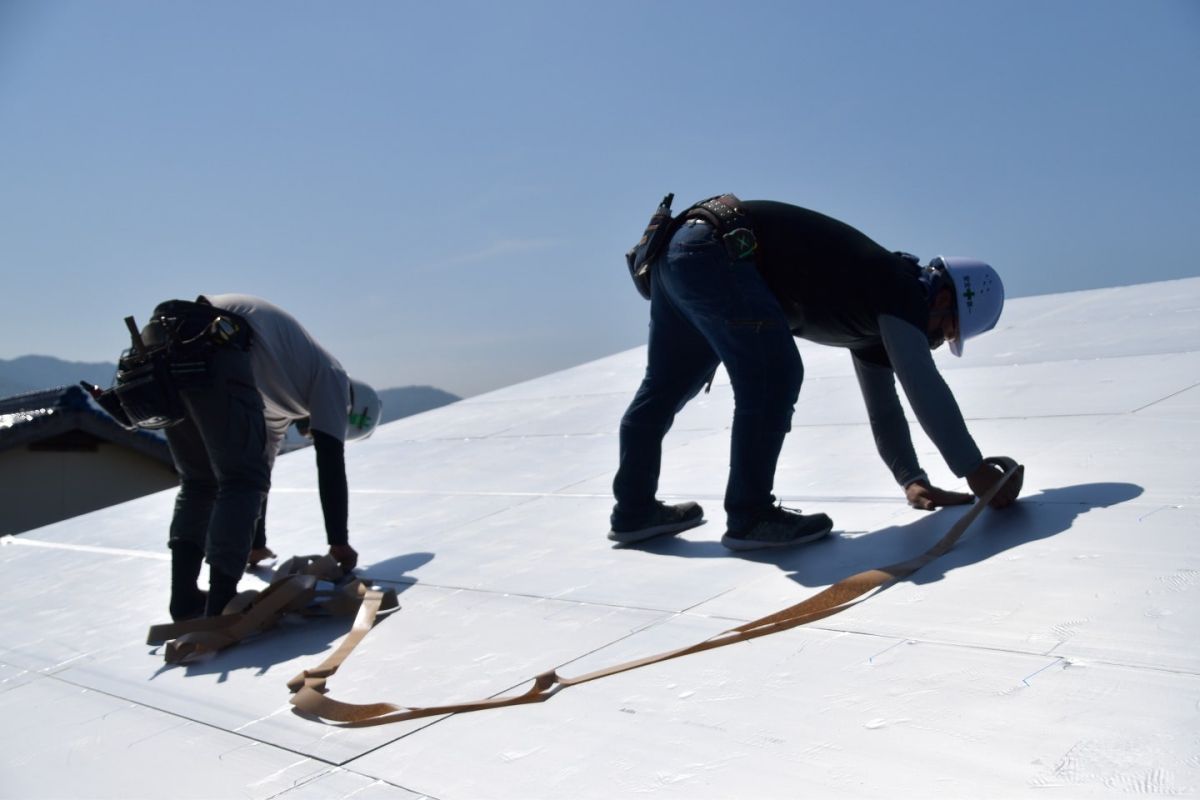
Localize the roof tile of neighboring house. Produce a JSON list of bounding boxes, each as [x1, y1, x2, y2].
[[0, 384, 173, 466]]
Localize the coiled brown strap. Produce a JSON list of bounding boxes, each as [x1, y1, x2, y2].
[[147, 554, 398, 664], [290, 458, 1023, 726]]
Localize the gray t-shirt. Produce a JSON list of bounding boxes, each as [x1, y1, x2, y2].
[[204, 294, 350, 450]]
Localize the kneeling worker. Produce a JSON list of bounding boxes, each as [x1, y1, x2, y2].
[[89, 295, 381, 620], [612, 195, 1020, 550]]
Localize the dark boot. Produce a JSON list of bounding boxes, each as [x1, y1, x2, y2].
[[205, 568, 241, 617], [169, 542, 206, 621]]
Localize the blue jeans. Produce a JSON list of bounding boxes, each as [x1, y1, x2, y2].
[[613, 220, 803, 531]]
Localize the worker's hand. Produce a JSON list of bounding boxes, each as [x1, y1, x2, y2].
[[966, 459, 1021, 509], [905, 479, 973, 510], [329, 544, 359, 572]]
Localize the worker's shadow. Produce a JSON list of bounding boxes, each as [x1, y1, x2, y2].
[[631, 482, 1144, 590], [150, 551, 434, 682], [758, 482, 1145, 589]]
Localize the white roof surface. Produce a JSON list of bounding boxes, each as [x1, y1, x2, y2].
[[3, 277, 1199, 799]]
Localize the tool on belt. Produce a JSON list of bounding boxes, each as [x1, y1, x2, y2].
[[625, 193, 758, 300], [287, 458, 1023, 726], [110, 300, 250, 430]]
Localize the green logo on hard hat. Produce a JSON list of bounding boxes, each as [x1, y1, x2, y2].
[[962, 275, 976, 313], [349, 409, 373, 429]]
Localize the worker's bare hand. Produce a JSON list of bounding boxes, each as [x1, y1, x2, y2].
[[329, 544, 359, 572], [967, 459, 1021, 509], [905, 480, 974, 510]]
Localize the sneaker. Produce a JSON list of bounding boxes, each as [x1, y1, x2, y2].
[[609, 501, 704, 544], [721, 505, 833, 551]]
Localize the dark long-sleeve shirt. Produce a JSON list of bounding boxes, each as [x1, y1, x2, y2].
[[312, 430, 349, 545], [741, 201, 984, 483]]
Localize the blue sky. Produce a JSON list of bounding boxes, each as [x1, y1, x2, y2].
[[1, 1, 1197, 396]]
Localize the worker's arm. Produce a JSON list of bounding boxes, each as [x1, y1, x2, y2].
[[311, 429, 358, 570], [852, 354, 973, 509], [851, 356, 925, 486], [877, 315, 1018, 508], [877, 315, 983, 471]]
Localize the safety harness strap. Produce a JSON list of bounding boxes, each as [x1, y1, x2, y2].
[[290, 458, 1023, 726]]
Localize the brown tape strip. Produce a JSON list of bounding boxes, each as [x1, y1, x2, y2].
[[290, 458, 1023, 726], [286, 585, 399, 693], [147, 554, 389, 664]]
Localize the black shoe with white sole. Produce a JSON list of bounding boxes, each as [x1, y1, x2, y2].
[[721, 506, 833, 551], [609, 501, 704, 544]]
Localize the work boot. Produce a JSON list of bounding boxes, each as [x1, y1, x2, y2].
[[169, 543, 206, 621], [608, 501, 704, 544], [206, 569, 241, 617], [169, 587, 207, 622], [721, 505, 833, 551]]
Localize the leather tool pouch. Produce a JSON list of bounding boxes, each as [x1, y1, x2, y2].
[[625, 193, 677, 300], [113, 302, 248, 429], [114, 338, 186, 430]]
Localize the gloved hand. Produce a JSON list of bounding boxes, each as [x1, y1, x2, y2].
[[966, 458, 1022, 509], [329, 544, 359, 572], [905, 479, 973, 510]]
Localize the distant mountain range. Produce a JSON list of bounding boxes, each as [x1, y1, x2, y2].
[[0, 355, 117, 399], [375, 386, 460, 424], [0, 355, 460, 424]]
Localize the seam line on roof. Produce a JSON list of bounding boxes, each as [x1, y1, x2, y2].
[[1131, 380, 1200, 414], [1, 535, 167, 560], [755, 626, 1200, 678], [345, 580, 1200, 679], [372, 408, 1165, 444], [363, 576, 686, 617], [40, 671, 388, 771], [278, 488, 1173, 509], [277, 488, 923, 504]]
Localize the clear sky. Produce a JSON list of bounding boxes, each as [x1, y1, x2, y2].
[[1, 1, 1197, 397]]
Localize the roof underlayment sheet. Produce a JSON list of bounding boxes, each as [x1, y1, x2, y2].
[[2, 277, 1198, 798]]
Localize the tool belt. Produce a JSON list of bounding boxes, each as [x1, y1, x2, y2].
[[113, 299, 251, 430], [681, 194, 759, 261], [625, 193, 758, 300]]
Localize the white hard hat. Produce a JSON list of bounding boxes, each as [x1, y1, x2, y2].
[[347, 379, 382, 441], [932, 256, 1005, 357]]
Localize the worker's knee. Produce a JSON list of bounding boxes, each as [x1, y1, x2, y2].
[[177, 477, 218, 504], [776, 349, 804, 400]]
